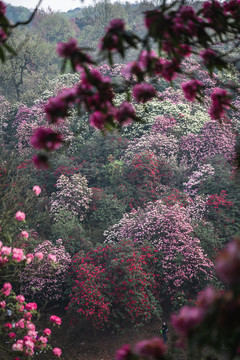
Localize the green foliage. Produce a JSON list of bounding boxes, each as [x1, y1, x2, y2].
[[31, 11, 77, 43], [0, 29, 59, 104]]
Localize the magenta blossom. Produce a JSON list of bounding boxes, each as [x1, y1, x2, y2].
[[48, 254, 57, 262], [16, 295, 25, 303], [8, 332, 16, 339], [43, 328, 51, 336], [132, 83, 156, 103], [0, 1, 6, 15], [0, 300, 6, 308], [171, 306, 204, 337], [134, 338, 166, 359], [0, 29, 7, 43], [12, 248, 25, 262], [208, 88, 231, 119], [26, 253, 34, 264], [161, 60, 179, 82], [89, 111, 107, 129], [15, 211, 25, 222], [57, 38, 78, 58], [108, 18, 125, 31], [116, 102, 135, 126], [32, 154, 49, 169], [35, 252, 44, 260], [25, 302, 37, 311], [1, 246, 11, 256], [44, 96, 69, 124], [31, 127, 63, 151], [115, 344, 132, 360], [181, 79, 204, 101]]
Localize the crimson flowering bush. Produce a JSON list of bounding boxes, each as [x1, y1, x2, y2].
[[67, 240, 162, 330], [20, 239, 71, 304], [122, 151, 173, 209]]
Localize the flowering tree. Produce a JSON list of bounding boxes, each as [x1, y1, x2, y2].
[[104, 200, 214, 302], [179, 120, 236, 166], [20, 239, 71, 304], [50, 173, 92, 222]]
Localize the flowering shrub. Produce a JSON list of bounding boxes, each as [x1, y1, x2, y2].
[[67, 240, 162, 330], [20, 239, 71, 303]]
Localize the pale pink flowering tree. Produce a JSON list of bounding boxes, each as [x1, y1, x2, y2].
[[179, 120, 236, 166], [50, 173, 92, 223], [20, 239, 71, 303], [104, 200, 214, 301]]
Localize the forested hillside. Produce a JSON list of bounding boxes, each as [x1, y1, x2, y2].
[[1, 1, 240, 359]]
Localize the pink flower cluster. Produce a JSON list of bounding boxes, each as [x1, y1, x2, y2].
[[44, 68, 134, 131], [171, 305, 204, 337], [15, 211, 25, 222], [50, 315, 62, 326], [132, 83, 156, 103], [2, 282, 12, 296], [123, 50, 180, 83], [0, 242, 28, 265]]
